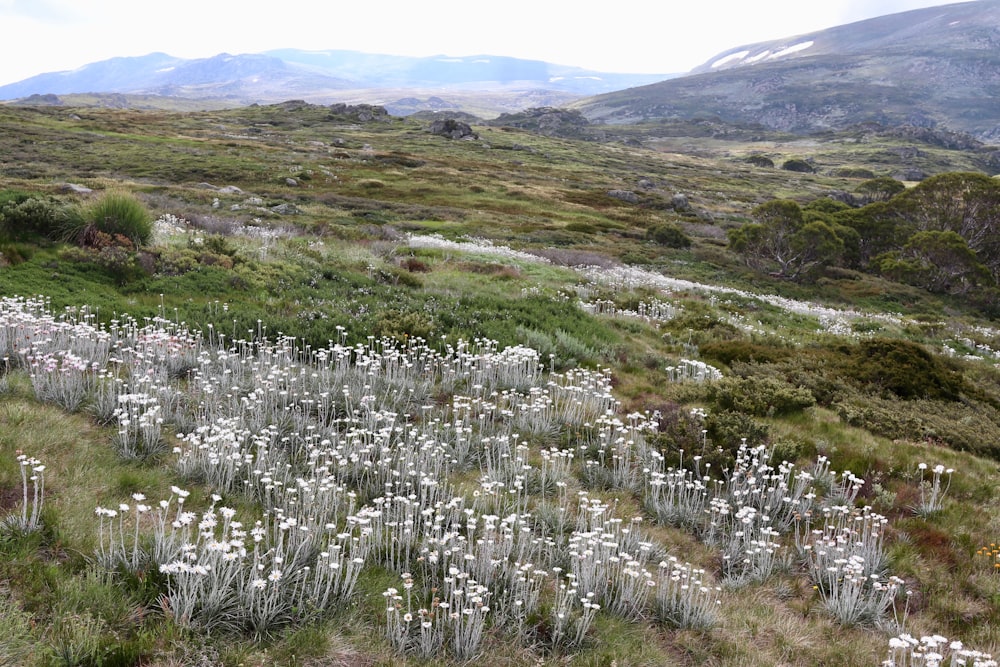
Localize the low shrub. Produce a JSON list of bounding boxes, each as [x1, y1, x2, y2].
[[707, 375, 816, 417], [782, 159, 815, 173], [699, 340, 791, 366], [843, 338, 966, 400], [0, 191, 81, 241], [647, 223, 692, 248], [835, 396, 1000, 458], [703, 410, 770, 467], [565, 222, 598, 234], [745, 155, 774, 168]]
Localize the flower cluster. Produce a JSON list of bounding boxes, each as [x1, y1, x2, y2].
[[883, 634, 997, 667], [2, 452, 45, 533]]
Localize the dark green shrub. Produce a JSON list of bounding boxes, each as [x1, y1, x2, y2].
[[71, 192, 153, 247], [855, 177, 905, 203], [376, 266, 423, 288], [707, 375, 816, 417], [201, 234, 236, 257], [96, 246, 147, 285], [704, 410, 770, 467], [647, 402, 708, 455], [647, 223, 692, 248], [700, 341, 791, 366], [843, 338, 966, 400], [834, 396, 1000, 459], [832, 167, 876, 179], [746, 155, 774, 168], [781, 159, 814, 173]]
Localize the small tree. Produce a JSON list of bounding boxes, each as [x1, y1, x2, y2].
[[878, 230, 992, 296], [854, 177, 905, 205], [728, 200, 843, 280]]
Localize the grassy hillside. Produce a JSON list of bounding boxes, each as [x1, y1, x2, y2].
[[1, 102, 1000, 666]]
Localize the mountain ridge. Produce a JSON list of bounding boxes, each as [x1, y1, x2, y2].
[[572, 0, 1000, 143], [0, 49, 675, 115]]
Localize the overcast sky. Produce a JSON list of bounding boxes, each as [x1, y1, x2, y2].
[[0, 0, 965, 86]]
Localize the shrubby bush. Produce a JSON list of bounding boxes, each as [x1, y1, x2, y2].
[[745, 155, 774, 168], [647, 223, 692, 248], [843, 338, 966, 400], [781, 158, 814, 173], [704, 410, 770, 464], [835, 396, 1000, 458], [0, 190, 81, 241], [706, 375, 816, 417], [699, 340, 792, 366]]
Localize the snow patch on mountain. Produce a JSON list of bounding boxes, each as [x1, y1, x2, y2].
[[711, 50, 749, 68]]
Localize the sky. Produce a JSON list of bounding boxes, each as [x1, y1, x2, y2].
[[0, 0, 966, 86]]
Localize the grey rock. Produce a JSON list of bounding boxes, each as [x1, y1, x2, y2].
[[271, 203, 301, 215], [892, 168, 927, 181], [671, 193, 691, 211], [607, 189, 640, 204], [429, 118, 478, 140]]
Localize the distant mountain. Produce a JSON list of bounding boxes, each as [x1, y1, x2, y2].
[[0, 50, 676, 113], [572, 0, 1000, 143], [265, 49, 672, 94]]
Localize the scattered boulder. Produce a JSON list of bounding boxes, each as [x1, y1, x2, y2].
[[285, 178, 299, 187], [218, 185, 244, 194], [488, 107, 591, 139], [60, 183, 92, 195], [429, 119, 478, 140], [327, 103, 389, 122], [607, 189, 640, 204], [671, 193, 691, 211], [892, 168, 928, 182], [271, 203, 301, 215]]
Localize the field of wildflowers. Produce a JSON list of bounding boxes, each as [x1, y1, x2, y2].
[[2, 286, 997, 665], [2, 102, 1000, 665]]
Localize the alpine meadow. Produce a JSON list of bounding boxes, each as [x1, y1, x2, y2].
[[2, 4, 1000, 667]]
